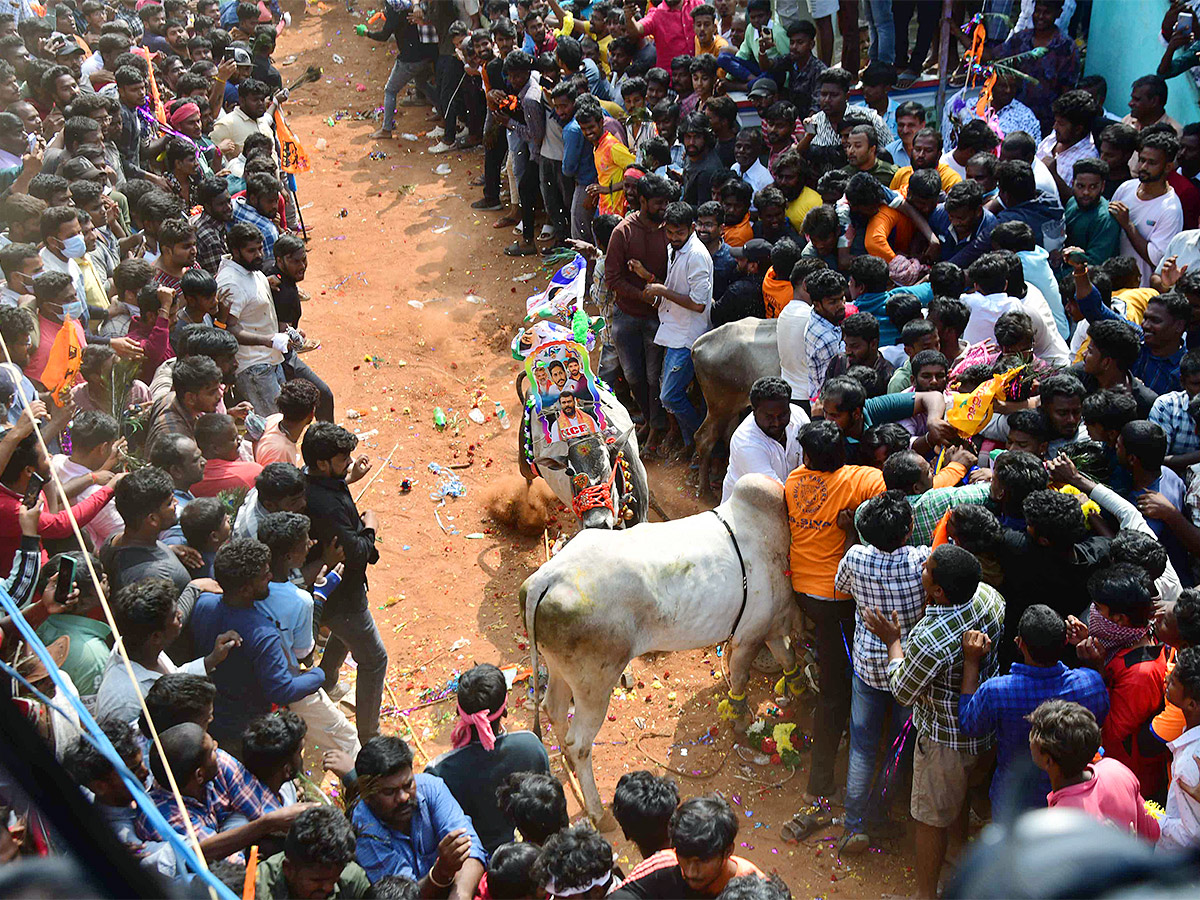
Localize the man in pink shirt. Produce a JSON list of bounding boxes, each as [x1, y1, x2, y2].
[[190, 412, 263, 498], [255, 378, 318, 467], [1029, 699, 1160, 842], [624, 0, 704, 70]]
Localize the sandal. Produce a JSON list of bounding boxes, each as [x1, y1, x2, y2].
[[781, 811, 832, 844], [296, 337, 321, 353], [504, 241, 538, 256], [837, 830, 870, 856], [493, 214, 521, 229]]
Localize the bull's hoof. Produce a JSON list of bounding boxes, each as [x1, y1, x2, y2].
[[774, 666, 807, 706], [730, 713, 754, 735], [717, 693, 749, 724]]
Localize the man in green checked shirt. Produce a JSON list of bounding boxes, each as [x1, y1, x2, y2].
[[862, 544, 1004, 900]]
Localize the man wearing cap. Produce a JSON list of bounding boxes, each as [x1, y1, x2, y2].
[[211, 76, 279, 158], [712, 237, 770, 327], [214, 45, 255, 113], [747, 77, 778, 120], [50, 33, 89, 94]]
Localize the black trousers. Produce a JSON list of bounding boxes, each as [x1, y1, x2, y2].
[[800, 594, 856, 797]]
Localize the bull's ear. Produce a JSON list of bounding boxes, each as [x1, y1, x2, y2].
[[535, 441, 570, 470]]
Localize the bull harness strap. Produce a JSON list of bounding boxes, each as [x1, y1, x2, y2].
[[709, 508, 748, 641]]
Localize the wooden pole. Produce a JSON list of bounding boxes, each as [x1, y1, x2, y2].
[[934, 0, 955, 134]]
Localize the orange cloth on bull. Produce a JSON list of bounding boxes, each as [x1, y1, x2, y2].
[[723, 214, 753, 248], [594, 131, 636, 217], [865, 205, 914, 262], [762, 266, 793, 318]]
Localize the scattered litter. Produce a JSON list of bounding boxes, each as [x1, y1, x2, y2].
[[337, 208, 348, 217], [407, 300, 424, 309], [314, 137, 327, 151], [356, 429, 379, 440], [464, 532, 485, 539], [331, 53, 344, 64], [355, 83, 367, 92], [433, 407, 446, 430], [399, 478, 413, 493], [449, 638, 471, 652], [432, 216, 451, 234], [369, 150, 388, 160], [434, 163, 452, 175], [512, 273, 536, 282], [468, 407, 486, 425], [345, 408, 362, 419], [397, 184, 418, 196], [464, 293, 486, 304], [400, 133, 419, 141]]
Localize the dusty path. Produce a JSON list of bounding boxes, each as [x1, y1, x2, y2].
[[277, 4, 919, 892]]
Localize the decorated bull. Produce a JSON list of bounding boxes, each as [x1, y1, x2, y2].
[[519, 474, 805, 823], [692, 318, 781, 497], [514, 255, 650, 530]]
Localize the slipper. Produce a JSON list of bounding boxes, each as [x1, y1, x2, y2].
[[296, 337, 321, 353], [837, 831, 870, 856], [781, 812, 831, 844], [494, 215, 521, 229], [504, 241, 538, 256]]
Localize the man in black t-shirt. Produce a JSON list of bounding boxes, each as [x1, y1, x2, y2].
[[424, 663, 550, 855]]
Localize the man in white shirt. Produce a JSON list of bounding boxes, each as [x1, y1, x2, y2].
[[722, 375, 807, 503], [1154, 229, 1200, 291], [210, 77, 277, 158], [94, 577, 233, 724], [638, 201, 713, 453], [962, 250, 1070, 366], [1111, 130, 1184, 286], [216, 223, 291, 416], [50, 409, 124, 546], [731, 127, 773, 195]]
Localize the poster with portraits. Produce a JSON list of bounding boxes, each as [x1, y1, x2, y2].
[[525, 339, 606, 443]]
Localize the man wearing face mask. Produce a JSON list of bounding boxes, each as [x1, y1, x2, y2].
[[37, 206, 88, 320], [217, 222, 292, 416], [0, 242, 42, 308], [24, 270, 86, 383]]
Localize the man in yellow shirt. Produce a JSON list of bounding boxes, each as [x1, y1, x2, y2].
[[891, 127, 962, 194], [692, 3, 729, 57], [774, 149, 822, 233], [549, 0, 614, 74]]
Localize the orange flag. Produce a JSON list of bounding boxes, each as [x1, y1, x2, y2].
[[131, 47, 167, 124], [40, 318, 83, 407], [274, 109, 310, 175]]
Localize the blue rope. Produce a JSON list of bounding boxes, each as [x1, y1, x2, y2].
[[0, 585, 238, 900]]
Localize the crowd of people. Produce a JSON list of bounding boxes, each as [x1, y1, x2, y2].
[[359, 0, 1200, 896], [1, 0, 1200, 897]]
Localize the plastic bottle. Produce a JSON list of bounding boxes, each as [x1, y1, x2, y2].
[[495, 402, 510, 430], [433, 407, 447, 431]]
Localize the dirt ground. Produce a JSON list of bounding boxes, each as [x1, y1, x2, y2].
[[276, 4, 922, 894]]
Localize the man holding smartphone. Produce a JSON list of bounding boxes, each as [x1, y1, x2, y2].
[[0, 401, 123, 578]]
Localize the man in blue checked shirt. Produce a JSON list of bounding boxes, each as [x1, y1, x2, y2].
[[959, 604, 1108, 818], [231, 173, 282, 267], [351, 736, 485, 896]]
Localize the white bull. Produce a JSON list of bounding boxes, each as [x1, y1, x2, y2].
[[519, 474, 801, 823], [692, 319, 781, 497]]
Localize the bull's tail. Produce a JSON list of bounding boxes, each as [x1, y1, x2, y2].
[[647, 490, 671, 522], [522, 578, 550, 741]]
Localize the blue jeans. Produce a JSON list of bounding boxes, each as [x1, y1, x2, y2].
[[659, 345, 704, 447], [716, 50, 764, 85], [234, 362, 285, 417], [864, 0, 896, 65], [844, 672, 911, 832], [382, 57, 435, 132]]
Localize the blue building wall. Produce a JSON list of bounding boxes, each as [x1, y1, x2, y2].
[[1085, 0, 1199, 122]]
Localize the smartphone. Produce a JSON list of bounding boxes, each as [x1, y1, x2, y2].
[[22, 472, 44, 508], [54, 556, 77, 606], [1177, 10, 1194, 32]]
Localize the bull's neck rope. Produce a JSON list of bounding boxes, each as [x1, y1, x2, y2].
[[570, 449, 623, 519]]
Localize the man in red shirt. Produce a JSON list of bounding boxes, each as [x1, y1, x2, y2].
[[0, 406, 121, 577], [189, 412, 262, 498], [1076, 563, 1170, 799], [1168, 122, 1200, 230], [624, 0, 704, 70]]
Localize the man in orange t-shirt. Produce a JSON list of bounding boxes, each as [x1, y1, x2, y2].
[[719, 178, 754, 248], [610, 796, 764, 899], [784, 419, 887, 799], [761, 238, 802, 318]]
